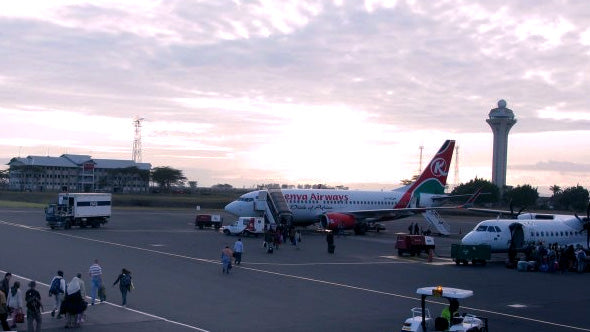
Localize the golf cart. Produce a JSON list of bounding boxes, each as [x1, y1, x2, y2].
[[401, 286, 488, 332]]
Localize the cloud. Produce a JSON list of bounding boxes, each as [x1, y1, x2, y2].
[[512, 160, 590, 173], [1, 1, 590, 187]]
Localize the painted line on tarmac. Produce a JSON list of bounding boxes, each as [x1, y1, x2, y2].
[[0, 268, 211, 332], [1, 219, 589, 331]]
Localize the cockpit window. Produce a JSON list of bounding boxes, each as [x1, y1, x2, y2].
[[476, 225, 487, 232], [487, 227, 496, 232], [238, 198, 254, 202], [494, 226, 501, 232]]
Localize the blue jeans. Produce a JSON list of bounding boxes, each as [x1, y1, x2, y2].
[[120, 287, 128, 305], [91, 277, 102, 304]]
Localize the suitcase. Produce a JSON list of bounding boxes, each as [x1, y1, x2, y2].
[[267, 246, 274, 254]]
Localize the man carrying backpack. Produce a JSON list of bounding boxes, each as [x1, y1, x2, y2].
[[113, 269, 132, 307], [25, 280, 42, 332], [49, 270, 65, 318]]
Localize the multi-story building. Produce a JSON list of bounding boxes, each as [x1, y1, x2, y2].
[[7, 154, 151, 192]]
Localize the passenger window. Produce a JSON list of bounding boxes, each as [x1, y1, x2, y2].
[[541, 232, 545, 236], [531, 232, 534, 237], [536, 232, 539, 237], [560, 231, 563, 236]]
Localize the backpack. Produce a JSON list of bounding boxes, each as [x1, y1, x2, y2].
[[25, 290, 41, 312], [49, 277, 62, 296], [120, 274, 131, 289]]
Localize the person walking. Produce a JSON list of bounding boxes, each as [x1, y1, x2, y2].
[[25, 280, 42, 332], [112, 269, 132, 307], [408, 223, 414, 234], [88, 259, 103, 305], [49, 270, 66, 318], [295, 230, 302, 249], [0, 273, 10, 297], [6, 281, 23, 330], [326, 230, 335, 254], [221, 245, 233, 274], [63, 275, 87, 328], [414, 223, 420, 235], [233, 238, 244, 265], [0, 287, 9, 331]]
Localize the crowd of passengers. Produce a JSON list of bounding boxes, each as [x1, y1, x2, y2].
[[508, 241, 588, 273]]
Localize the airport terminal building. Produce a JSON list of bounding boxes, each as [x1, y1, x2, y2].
[[7, 154, 151, 193]]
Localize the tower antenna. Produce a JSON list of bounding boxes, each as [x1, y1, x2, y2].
[[132, 117, 145, 162]]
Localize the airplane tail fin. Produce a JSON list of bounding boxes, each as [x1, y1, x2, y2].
[[395, 140, 455, 208]]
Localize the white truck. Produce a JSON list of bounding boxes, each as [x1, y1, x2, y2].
[[222, 217, 266, 236], [45, 193, 112, 229]]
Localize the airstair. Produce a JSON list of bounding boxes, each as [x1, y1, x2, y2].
[[421, 210, 451, 236], [253, 189, 293, 226]]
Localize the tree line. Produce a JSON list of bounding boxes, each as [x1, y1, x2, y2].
[[451, 177, 590, 212]]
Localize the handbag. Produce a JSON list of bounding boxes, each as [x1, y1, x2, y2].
[[15, 309, 24, 323]]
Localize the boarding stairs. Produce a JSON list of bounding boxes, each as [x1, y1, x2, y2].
[[254, 189, 293, 226], [421, 210, 451, 236]]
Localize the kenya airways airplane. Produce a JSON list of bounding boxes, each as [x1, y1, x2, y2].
[[224, 140, 459, 233]]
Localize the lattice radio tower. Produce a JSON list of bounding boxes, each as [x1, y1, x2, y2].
[[453, 145, 460, 188], [132, 117, 144, 162], [418, 145, 424, 173]]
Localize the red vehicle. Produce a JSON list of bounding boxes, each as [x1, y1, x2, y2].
[[195, 214, 223, 230], [395, 235, 435, 256]]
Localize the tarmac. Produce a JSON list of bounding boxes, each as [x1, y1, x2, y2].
[[0, 207, 589, 331]]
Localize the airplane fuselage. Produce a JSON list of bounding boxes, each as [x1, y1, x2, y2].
[[225, 189, 442, 225], [461, 213, 587, 252]]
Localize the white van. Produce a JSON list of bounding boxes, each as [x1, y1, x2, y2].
[[222, 217, 266, 236]]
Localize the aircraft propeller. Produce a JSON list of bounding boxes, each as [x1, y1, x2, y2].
[[574, 202, 590, 249], [508, 200, 527, 219]]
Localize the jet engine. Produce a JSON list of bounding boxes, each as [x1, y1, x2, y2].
[[319, 213, 356, 230]]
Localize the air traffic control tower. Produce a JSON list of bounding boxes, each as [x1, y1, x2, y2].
[[486, 99, 517, 190]]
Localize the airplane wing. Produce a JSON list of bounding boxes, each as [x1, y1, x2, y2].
[[340, 205, 465, 222]]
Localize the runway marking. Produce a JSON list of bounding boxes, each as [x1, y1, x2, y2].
[[508, 304, 528, 308], [1, 219, 589, 331], [244, 261, 406, 266], [0, 268, 210, 332]]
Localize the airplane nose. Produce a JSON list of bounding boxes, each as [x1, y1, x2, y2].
[[461, 232, 476, 245], [224, 201, 241, 216]]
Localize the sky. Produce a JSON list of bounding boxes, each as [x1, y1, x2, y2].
[[1, 0, 589, 194]]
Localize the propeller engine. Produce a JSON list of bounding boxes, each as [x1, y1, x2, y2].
[[574, 202, 590, 249]]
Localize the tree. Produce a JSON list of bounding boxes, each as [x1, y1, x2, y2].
[[0, 169, 8, 186], [549, 185, 562, 197], [504, 184, 539, 208], [211, 184, 233, 190], [151, 166, 186, 191], [554, 185, 589, 212], [450, 177, 500, 204]]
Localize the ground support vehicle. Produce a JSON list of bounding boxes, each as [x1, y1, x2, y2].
[[401, 286, 488, 332], [396, 235, 435, 256], [222, 217, 266, 236], [451, 244, 491, 266], [195, 214, 223, 230], [45, 193, 111, 229]]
